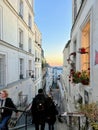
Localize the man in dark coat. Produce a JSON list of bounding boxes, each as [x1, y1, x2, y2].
[[31, 88, 47, 130]]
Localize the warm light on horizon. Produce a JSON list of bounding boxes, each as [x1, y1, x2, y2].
[[46, 55, 63, 66]]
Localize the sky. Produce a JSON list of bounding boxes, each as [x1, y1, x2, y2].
[[34, 0, 72, 66]]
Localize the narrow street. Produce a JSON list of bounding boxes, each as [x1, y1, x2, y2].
[[11, 82, 70, 130], [9, 81, 80, 130]]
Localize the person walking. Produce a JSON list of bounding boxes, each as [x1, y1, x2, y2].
[[0, 90, 18, 130], [46, 95, 58, 130], [31, 88, 47, 130]]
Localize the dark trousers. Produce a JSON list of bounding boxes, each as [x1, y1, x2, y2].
[[35, 123, 45, 130], [0, 116, 10, 130], [48, 123, 54, 130]]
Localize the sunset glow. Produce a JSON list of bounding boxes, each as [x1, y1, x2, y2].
[[46, 55, 63, 66]]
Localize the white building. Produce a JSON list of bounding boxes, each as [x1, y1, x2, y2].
[[34, 23, 42, 95], [46, 67, 53, 94], [62, 0, 98, 112], [0, 0, 42, 107], [53, 67, 62, 83]]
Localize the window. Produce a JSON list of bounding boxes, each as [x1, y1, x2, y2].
[[35, 50, 37, 61], [19, 0, 23, 18], [35, 68, 37, 80], [73, 40, 77, 70], [74, 0, 77, 21], [0, 7, 2, 39], [28, 14, 32, 29], [29, 60, 32, 70], [20, 58, 24, 79], [28, 38, 32, 53], [81, 21, 90, 71], [19, 29, 23, 49], [0, 55, 5, 87], [28, 60, 32, 77], [35, 31, 38, 43]]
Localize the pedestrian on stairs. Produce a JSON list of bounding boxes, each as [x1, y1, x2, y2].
[[0, 90, 18, 130], [46, 95, 58, 130], [31, 88, 47, 130]]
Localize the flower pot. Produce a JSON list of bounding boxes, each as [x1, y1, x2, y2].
[[81, 80, 89, 85]]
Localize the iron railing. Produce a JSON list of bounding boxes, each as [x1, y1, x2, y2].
[[0, 107, 33, 130]]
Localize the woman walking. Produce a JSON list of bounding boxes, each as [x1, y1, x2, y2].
[[0, 90, 18, 130], [46, 96, 58, 130]]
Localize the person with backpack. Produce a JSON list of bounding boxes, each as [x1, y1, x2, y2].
[[46, 95, 58, 130], [31, 88, 47, 130]]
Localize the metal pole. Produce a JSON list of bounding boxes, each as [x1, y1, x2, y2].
[[78, 116, 80, 130], [25, 113, 27, 130], [69, 116, 72, 130]]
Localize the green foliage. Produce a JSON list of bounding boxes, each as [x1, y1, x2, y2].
[[72, 71, 81, 83], [72, 70, 89, 85], [79, 103, 98, 130], [91, 122, 98, 130], [80, 71, 89, 85]]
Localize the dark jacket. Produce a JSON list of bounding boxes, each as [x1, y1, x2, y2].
[[46, 97, 58, 124], [31, 94, 47, 124], [1, 98, 17, 118]]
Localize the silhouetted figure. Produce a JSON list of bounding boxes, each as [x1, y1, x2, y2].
[[31, 88, 47, 130], [46, 96, 58, 130]]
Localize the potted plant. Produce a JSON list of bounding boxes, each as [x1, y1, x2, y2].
[[71, 70, 89, 85], [72, 71, 81, 84], [80, 70, 89, 85], [79, 103, 98, 130]]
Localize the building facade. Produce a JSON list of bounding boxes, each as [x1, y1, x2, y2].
[[34, 23, 42, 95], [62, 0, 98, 112], [0, 0, 42, 107]]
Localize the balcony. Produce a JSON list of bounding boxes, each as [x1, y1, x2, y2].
[[26, 70, 34, 80]]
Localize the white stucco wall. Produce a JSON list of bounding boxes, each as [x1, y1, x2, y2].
[[0, 0, 41, 106], [63, 0, 98, 112]]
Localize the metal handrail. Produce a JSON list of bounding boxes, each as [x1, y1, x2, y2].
[[0, 107, 32, 130]]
